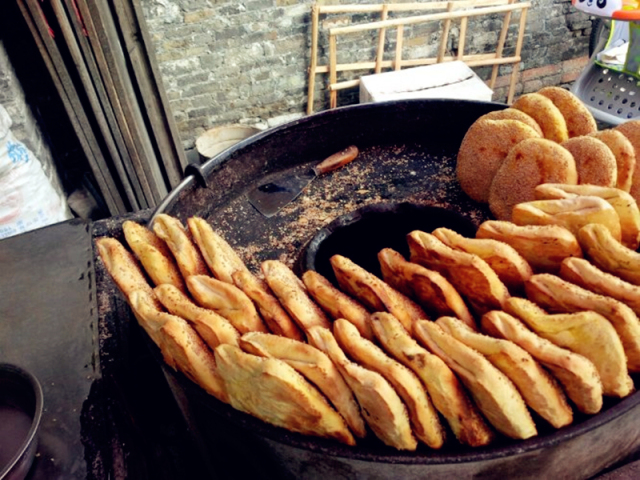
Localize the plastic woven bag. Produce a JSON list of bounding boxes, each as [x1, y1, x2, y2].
[[0, 104, 71, 239]]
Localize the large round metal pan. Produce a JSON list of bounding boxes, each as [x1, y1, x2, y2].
[[148, 99, 640, 479]]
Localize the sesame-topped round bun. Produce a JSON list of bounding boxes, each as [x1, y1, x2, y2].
[[561, 136, 617, 187], [512, 93, 569, 144], [479, 108, 543, 136], [457, 118, 542, 203], [590, 129, 636, 192], [615, 120, 640, 203], [538, 86, 597, 138], [488, 138, 577, 221]]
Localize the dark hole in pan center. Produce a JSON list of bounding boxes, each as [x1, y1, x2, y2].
[[298, 202, 477, 283]]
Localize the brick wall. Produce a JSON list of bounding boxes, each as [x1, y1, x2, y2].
[[139, 0, 594, 152]]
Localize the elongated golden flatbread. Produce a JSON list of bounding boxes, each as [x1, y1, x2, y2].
[[578, 223, 640, 285], [152, 214, 209, 278], [187, 275, 268, 334], [302, 270, 374, 340], [215, 344, 355, 445], [307, 326, 417, 450], [413, 320, 537, 440], [504, 296, 633, 398], [524, 273, 640, 372], [232, 270, 304, 341], [187, 216, 250, 284], [481, 309, 603, 414], [333, 319, 445, 448], [476, 221, 583, 274], [534, 183, 640, 250], [378, 248, 475, 329], [239, 331, 366, 438], [330, 254, 428, 331], [130, 289, 228, 402], [437, 316, 572, 428], [511, 196, 622, 243], [154, 283, 240, 348], [560, 257, 640, 318], [370, 312, 494, 447], [432, 227, 533, 295], [96, 236, 160, 307], [262, 260, 331, 332], [408, 230, 510, 316], [123, 220, 186, 292]]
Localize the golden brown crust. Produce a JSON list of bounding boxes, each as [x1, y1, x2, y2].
[[457, 118, 541, 203], [480, 309, 603, 414], [505, 296, 633, 398], [560, 257, 640, 318], [511, 196, 622, 243], [590, 130, 636, 192], [161, 315, 229, 402], [307, 326, 417, 450], [437, 316, 572, 428], [413, 320, 537, 440], [615, 120, 640, 204], [476, 221, 583, 274], [187, 217, 250, 284], [370, 313, 494, 447], [262, 260, 331, 332], [479, 108, 543, 136], [333, 319, 445, 448], [233, 270, 305, 341], [95, 237, 159, 305], [302, 270, 374, 340], [152, 214, 209, 279], [488, 138, 577, 221], [432, 227, 533, 295], [330, 255, 428, 331], [578, 223, 640, 285], [154, 283, 240, 348], [561, 136, 617, 187], [534, 183, 640, 250], [239, 331, 366, 438], [537, 86, 597, 138], [378, 248, 475, 329], [512, 93, 569, 143], [215, 344, 355, 445], [186, 275, 268, 334], [523, 273, 640, 372], [407, 230, 510, 316], [123, 220, 186, 292]]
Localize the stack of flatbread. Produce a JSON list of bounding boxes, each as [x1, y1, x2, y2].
[[96, 200, 640, 451], [457, 86, 640, 224]]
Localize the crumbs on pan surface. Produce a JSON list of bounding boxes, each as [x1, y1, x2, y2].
[[205, 144, 488, 272]]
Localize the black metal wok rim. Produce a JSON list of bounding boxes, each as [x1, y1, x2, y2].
[[165, 350, 640, 465], [149, 98, 507, 227], [0, 363, 44, 479]]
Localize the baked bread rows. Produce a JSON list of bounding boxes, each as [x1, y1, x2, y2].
[[457, 86, 640, 223], [96, 202, 640, 451]]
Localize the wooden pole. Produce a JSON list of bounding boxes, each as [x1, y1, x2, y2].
[[375, 5, 389, 74], [395, 25, 404, 70], [438, 2, 455, 63], [509, 6, 529, 104], [490, 0, 515, 90], [307, 4, 320, 115], [329, 33, 338, 108]]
